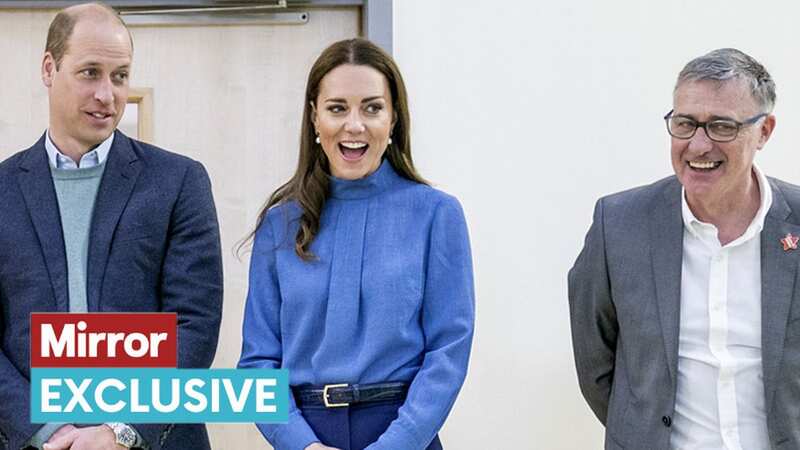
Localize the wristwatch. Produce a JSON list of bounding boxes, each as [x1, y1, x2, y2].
[[105, 422, 137, 448]]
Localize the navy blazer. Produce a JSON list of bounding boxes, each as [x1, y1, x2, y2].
[[0, 131, 223, 450]]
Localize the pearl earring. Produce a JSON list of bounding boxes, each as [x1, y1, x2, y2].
[[315, 135, 320, 144], [388, 137, 393, 145]]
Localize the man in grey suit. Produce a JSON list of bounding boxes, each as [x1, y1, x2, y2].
[[569, 48, 800, 449]]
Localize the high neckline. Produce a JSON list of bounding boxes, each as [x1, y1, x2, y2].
[[328, 159, 403, 200]]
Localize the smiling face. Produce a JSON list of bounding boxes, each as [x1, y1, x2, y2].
[[312, 64, 395, 180], [670, 79, 775, 206], [42, 16, 131, 155]]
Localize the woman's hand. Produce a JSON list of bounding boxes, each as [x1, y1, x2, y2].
[[305, 444, 342, 450]]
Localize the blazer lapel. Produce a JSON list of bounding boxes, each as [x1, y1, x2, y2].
[[761, 179, 800, 412], [86, 132, 142, 312], [649, 178, 684, 385], [17, 134, 69, 311]]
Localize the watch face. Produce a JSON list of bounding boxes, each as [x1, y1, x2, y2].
[[116, 425, 137, 447]]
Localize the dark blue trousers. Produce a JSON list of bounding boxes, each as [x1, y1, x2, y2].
[[301, 399, 443, 450]]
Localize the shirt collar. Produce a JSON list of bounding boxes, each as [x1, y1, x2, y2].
[[45, 130, 113, 170], [681, 163, 773, 246]]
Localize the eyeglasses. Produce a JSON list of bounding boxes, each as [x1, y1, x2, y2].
[[664, 110, 767, 143]]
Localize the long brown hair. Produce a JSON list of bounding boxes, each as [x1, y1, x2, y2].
[[246, 38, 427, 260]]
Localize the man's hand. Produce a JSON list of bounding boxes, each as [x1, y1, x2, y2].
[[43, 425, 126, 450], [305, 444, 342, 450], [48, 424, 78, 442]]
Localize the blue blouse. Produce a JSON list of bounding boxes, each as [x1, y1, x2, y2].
[[238, 160, 475, 450]]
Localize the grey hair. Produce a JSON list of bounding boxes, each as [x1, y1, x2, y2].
[[675, 48, 776, 113]]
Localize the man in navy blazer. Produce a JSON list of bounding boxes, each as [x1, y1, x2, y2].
[[0, 3, 222, 450]]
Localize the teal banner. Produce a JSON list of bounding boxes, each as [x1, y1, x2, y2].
[[31, 368, 288, 423]]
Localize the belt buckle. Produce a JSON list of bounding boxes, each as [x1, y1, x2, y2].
[[323, 383, 349, 408]]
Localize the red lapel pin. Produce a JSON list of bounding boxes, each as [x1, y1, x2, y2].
[[781, 233, 799, 251]]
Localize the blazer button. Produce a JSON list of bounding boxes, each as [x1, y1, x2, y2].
[[662, 415, 672, 427]]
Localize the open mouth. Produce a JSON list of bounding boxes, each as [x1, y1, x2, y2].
[[86, 111, 114, 123], [688, 160, 722, 172], [338, 141, 368, 161]]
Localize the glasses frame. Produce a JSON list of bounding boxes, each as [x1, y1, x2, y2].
[[663, 109, 768, 143]]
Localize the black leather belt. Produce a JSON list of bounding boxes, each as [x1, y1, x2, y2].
[[293, 382, 409, 408]]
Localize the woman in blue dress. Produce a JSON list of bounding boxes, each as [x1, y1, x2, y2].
[[238, 38, 474, 450]]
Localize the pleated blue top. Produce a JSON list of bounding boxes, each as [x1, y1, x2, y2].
[[239, 160, 475, 450]]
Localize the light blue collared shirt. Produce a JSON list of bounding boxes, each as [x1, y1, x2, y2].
[[45, 130, 113, 169]]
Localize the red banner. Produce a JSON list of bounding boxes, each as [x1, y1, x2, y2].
[[30, 313, 177, 368]]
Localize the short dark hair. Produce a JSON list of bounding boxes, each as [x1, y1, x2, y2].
[[45, 2, 132, 69]]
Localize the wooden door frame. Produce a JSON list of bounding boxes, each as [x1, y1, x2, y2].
[[127, 87, 154, 143], [0, 0, 393, 53]]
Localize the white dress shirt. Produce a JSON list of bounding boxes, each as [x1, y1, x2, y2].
[[670, 165, 772, 450], [45, 130, 113, 169]]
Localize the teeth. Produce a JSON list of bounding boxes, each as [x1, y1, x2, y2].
[[91, 113, 108, 119], [340, 142, 367, 149], [689, 161, 719, 169]]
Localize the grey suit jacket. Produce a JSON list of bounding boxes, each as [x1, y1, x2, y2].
[[568, 175, 800, 450]]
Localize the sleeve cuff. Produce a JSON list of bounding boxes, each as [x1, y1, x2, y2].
[[25, 423, 67, 449], [257, 411, 319, 450]]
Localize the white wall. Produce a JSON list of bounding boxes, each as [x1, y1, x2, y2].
[[394, 1, 800, 448]]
